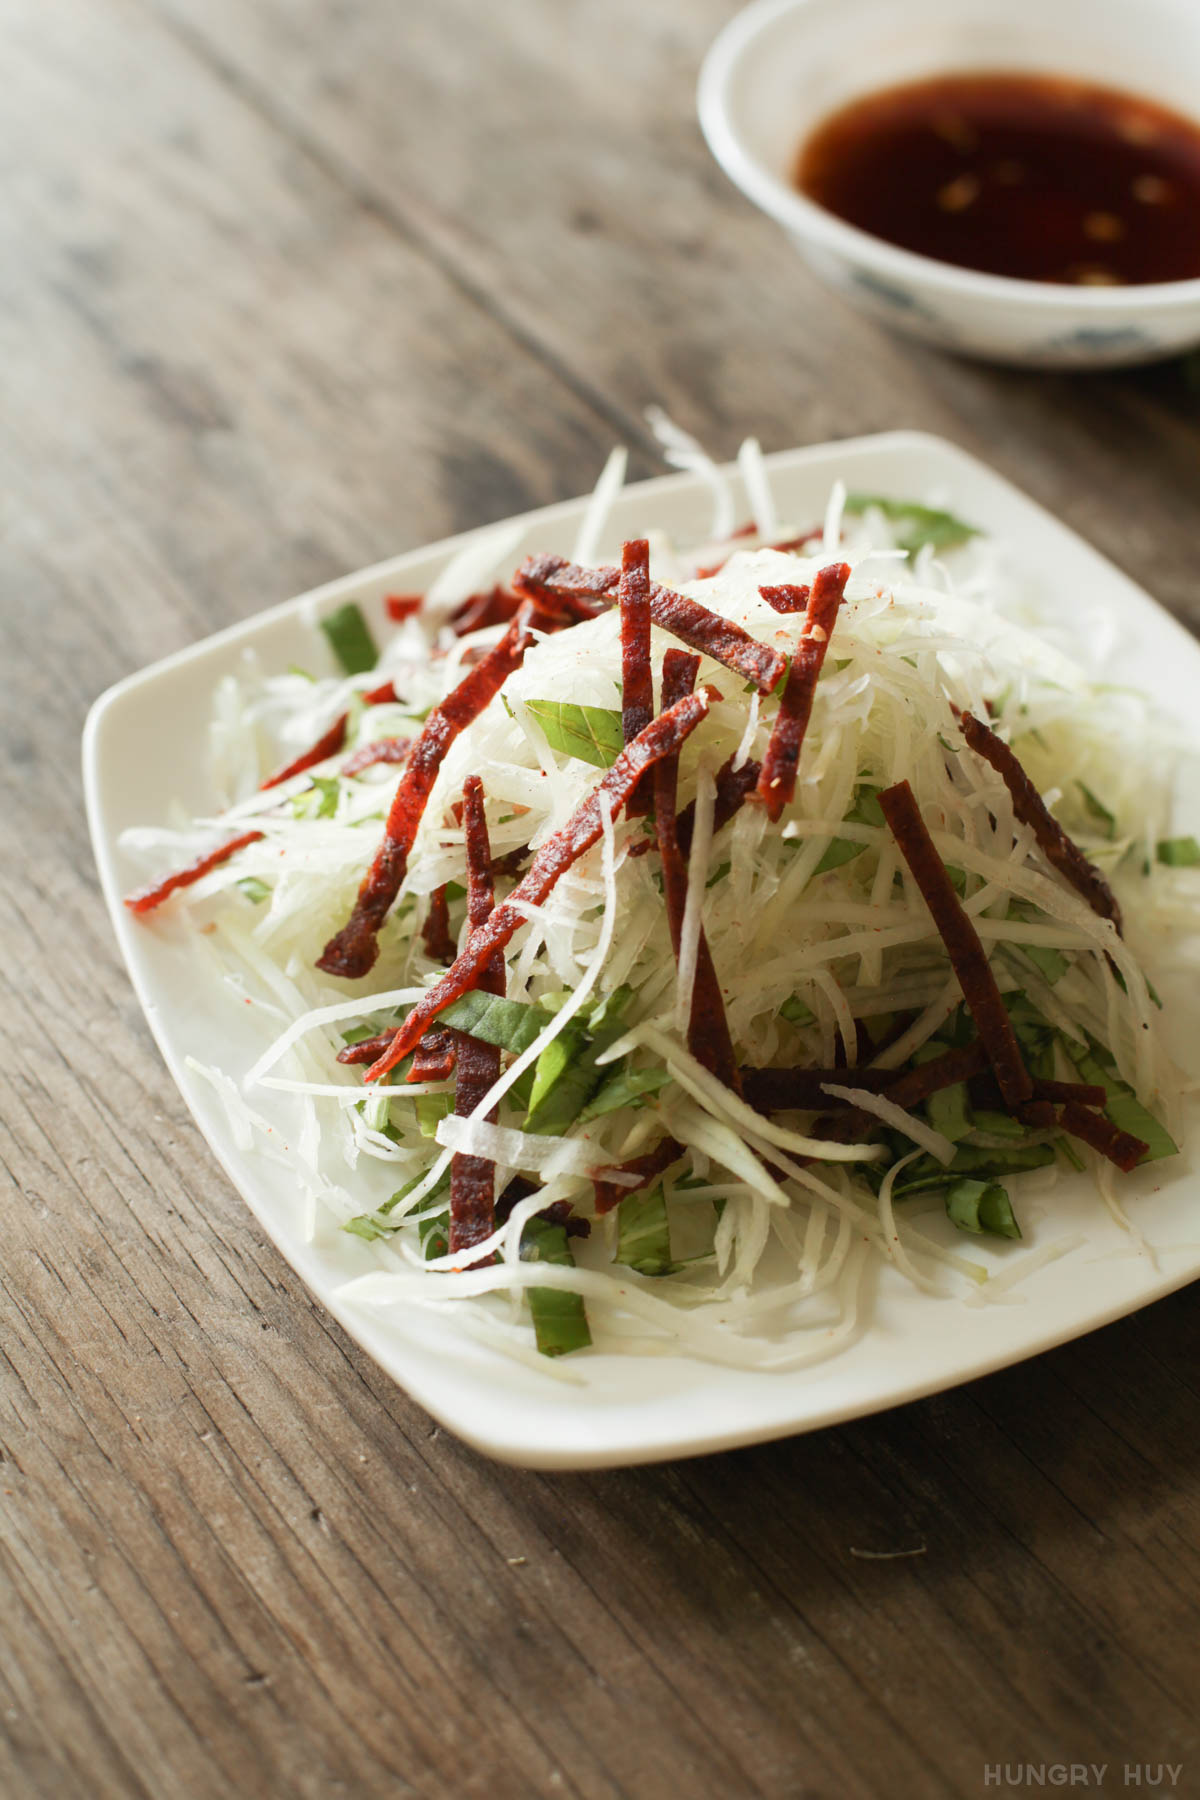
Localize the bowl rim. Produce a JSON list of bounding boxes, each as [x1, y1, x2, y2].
[[697, 0, 1200, 311]]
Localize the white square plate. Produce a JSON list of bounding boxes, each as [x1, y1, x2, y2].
[[84, 431, 1200, 1469]]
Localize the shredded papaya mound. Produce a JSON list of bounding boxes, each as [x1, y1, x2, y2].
[[449, 775, 504, 1257], [653, 649, 740, 1091], [363, 688, 714, 1082], [619, 539, 653, 818], [317, 606, 536, 980], [124, 830, 265, 915], [758, 562, 849, 822], [512, 552, 788, 694], [879, 780, 1033, 1109], [954, 706, 1122, 933]]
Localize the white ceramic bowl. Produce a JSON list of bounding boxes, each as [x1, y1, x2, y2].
[[698, 0, 1200, 367]]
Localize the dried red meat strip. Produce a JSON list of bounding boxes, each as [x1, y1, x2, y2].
[[630, 751, 760, 859], [955, 708, 1122, 933], [421, 885, 457, 964], [364, 690, 714, 1081], [757, 562, 849, 822], [361, 679, 399, 706], [758, 582, 811, 615], [513, 553, 787, 695], [341, 737, 411, 778], [408, 1028, 457, 1084], [1015, 1100, 1057, 1131], [592, 1138, 685, 1216], [385, 594, 422, 622], [260, 717, 348, 790], [879, 780, 1033, 1108], [1056, 1101, 1148, 1172], [678, 754, 761, 860], [490, 845, 530, 879], [882, 1041, 991, 1110], [742, 1066, 897, 1113], [336, 1026, 399, 1067], [125, 831, 264, 915], [449, 775, 505, 1257], [653, 649, 740, 1090], [317, 607, 536, 978], [620, 539, 653, 817], [1031, 1078, 1107, 1107]]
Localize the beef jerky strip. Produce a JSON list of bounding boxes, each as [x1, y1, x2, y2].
[[620, 539, 654, 817], [495, 1177, 589, 1240], [408, 1028, 457, 1084], [261, 678, 401, 789], [125, 830, 264, 915], [758, 582, 811, 615], [654, 650, 740, 1091], [1032, 1078, 1108, 1107], [758, 562, 850, 822], [1056, 1101, 1148, 1173], [337, 1026, 398, 1066], [630, 752, 759, 859], [741, 1066, 898, 1113], [364, 689, 714, 1081], [879, 780, 1033, 1108], [317, 606, 536, 979], [420, 885, 457, 964], [448, 775, 505, 1257], [955, 707, 1122, 933], [342, 737, 411, 778], [882, 1040, 992, 1109], [513, 553, 787, 695], [260, 716, 348, 790], [592, 1137, 685, 1217]]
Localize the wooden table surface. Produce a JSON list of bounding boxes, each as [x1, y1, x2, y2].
[[4, 2, 1199, 1795]]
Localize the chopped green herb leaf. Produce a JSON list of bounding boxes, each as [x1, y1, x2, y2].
[[913, 1041, 972, 1143], [707, 861, 732, 888], [524, 699, 624, 768], [843, 494, 980, 555], [1157, 835, 1200, 867], [814, 838, 866, 875], [580, 1064, 671, 1121], [1065, 1038, 1178, 1161], [779, 994, 815, 1026], [891, 1142, 1056, 1197], [520, 1217, 591, 1356], [343, 1168, 451, 1242], [1076, 782, 1116, 840], [415, 1092, 455, 1138], [969, 1109, 1035, 1141], [944, 1178, 1021, 1239], [236, 876, 271, 905], [615, 1188, 675, 1277], [439, 991, 549, 1056], [291, 775, 341, 820], [1007, 901, 1070, 984], [319, 601, 378, 675], [419, 1209, 450, 1261]]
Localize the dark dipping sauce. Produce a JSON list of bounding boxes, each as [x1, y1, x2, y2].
[[795, 72, 1200, 286]]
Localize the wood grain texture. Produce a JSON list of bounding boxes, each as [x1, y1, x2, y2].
[[2, 0, 1199, 1796]]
